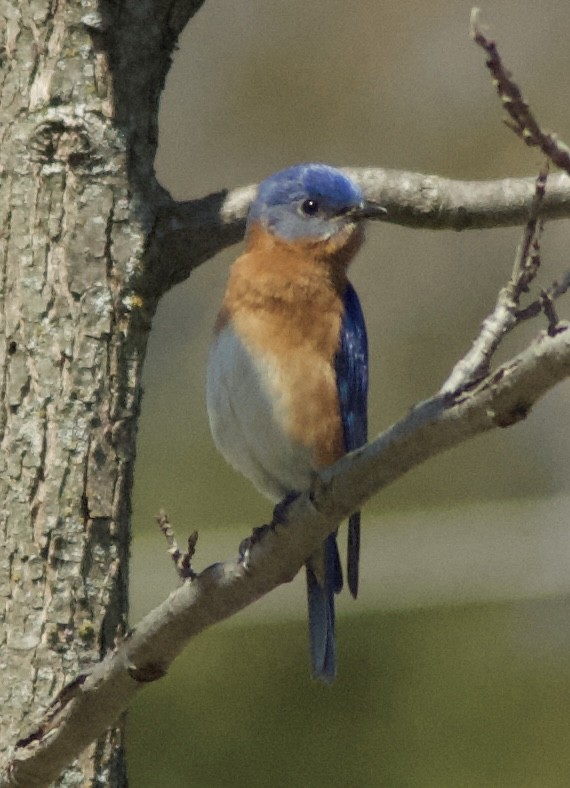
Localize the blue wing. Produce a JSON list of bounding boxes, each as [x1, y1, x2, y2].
[[306, 282, 368, 682], [334, 282, 369, 598]]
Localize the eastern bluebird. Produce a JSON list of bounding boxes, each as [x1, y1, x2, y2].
[[207, 163, 385, 683]]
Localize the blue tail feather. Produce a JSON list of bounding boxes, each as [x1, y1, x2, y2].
[[306, 534, 342, 683], [347, 511, 361, 599]]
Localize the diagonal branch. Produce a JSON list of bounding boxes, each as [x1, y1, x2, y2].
[[4, 322, 570, 788]]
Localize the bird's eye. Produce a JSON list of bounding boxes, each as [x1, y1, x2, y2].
[[301, 199, 320, 216]]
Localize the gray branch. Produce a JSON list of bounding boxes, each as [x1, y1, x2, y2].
[[5, 321, 570, 788], [146, 169, 570, 297]]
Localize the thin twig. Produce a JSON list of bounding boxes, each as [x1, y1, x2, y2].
[[540, 289, 562, 337], [507, 164, 547, 300], [156, 510, 197, 581], [441, 166, 548, 394], [471, 8, 570, 176], [515, 269, 570, 322]]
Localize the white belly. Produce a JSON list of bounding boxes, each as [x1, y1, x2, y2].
[[206, 325, 314, 501]]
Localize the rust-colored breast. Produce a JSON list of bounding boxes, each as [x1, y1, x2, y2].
[[217, 225, 360, 469]]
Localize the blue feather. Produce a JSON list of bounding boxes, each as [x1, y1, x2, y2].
[[306, 534, 342, 683], [307, 282, 368, 682], [335, 282, 369, 598]]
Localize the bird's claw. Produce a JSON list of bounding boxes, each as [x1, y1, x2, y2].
[[238, 523, 273, 566], [271, 491, 300, 525]]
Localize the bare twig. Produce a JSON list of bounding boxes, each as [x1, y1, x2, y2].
[[441, 166, 548, 394], [507, 164, 547, 300], [515, 270, 570, 322], [471, 8, 570, 175], [156, 510, 197, 581], [443, 9, 570, 397], [539, 289, 562, 337]]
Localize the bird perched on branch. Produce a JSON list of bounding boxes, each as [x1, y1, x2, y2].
[[207, 163, 385, 683]]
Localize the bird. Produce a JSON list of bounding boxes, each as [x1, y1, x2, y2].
[[206, 163, 385, 683]]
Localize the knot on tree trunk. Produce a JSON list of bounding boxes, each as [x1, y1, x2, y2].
[[30, 115, 97, 172]]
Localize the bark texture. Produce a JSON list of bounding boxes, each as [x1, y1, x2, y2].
[[0, 0, 204, 783]]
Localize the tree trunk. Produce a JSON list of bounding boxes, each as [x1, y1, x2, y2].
[[0, 1, 204, 782]]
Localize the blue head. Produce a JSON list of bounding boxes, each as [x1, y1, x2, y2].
[[247, 163, 385, 242]]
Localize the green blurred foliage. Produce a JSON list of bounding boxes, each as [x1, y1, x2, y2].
[[129, 1, 570, 785], [128, 600, 570, 787]]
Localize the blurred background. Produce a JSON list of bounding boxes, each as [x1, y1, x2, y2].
[[127, 1, 570, 785]]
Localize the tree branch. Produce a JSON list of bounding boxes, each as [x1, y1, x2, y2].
[[166, 0, 208, 41], [4, 319, 570, 788], [143, 10, 570, 300], [145, 170, 570, 297]]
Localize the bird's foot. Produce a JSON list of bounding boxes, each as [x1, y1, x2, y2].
[[271, 491, 300, 525], [238, 522, 273, 565], [238, 493, 300, 567]]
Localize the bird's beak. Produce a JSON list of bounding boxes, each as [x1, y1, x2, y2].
[[343, 200, 388, 222], [357, 200, 388, 221]]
